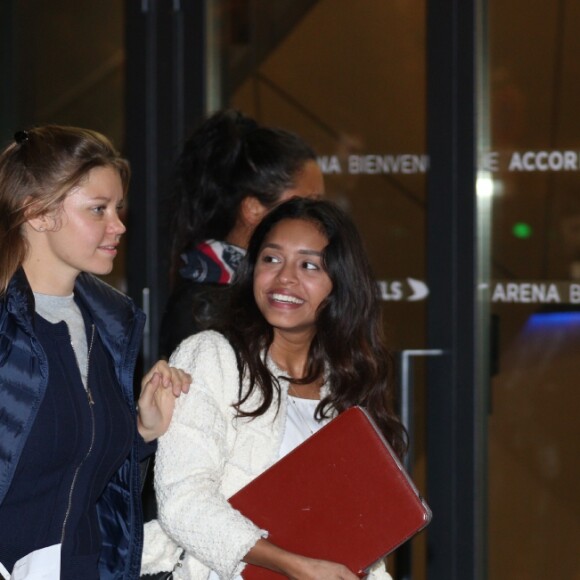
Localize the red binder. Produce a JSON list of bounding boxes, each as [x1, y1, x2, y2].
[[228, 406, 432, 579]]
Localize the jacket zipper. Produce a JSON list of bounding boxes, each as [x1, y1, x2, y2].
[[60, 323, 96, 544]]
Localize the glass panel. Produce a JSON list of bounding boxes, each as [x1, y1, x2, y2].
[[486, 1, 580, 577], [12, 0, 126, 290], [15, 0, 124, 141], [218, 1, 428, 576]]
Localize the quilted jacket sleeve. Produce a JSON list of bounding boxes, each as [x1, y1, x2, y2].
[[154, 331, 267, 579]]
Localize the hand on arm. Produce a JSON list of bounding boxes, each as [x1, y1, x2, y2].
[[244, 539, 360, 580], [137, 360, 192, 442]]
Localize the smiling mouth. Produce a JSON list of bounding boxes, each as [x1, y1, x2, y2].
[[271, 293, 304, 305]]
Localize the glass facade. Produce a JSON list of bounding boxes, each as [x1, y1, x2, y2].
[[216, 3, 429, 575], [225, 2, 428, 342], [2, 1, 579, 577], [486, 1, 580, 576]]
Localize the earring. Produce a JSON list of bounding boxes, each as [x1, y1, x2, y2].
[[37, 226, 45, 232]]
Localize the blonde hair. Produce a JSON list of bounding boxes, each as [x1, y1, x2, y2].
[[0, 125, 130, 295]]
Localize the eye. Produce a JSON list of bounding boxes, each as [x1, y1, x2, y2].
[[91, 205, 107, 215], [261, 253, 281, 264], [302, 260, 321, 271], [303, 261, 316, 270]]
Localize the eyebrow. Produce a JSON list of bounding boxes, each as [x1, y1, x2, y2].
[[88, 195, 124, 204], [261, 242, 323, 257]]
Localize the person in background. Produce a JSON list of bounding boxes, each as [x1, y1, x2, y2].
[[0, 125, 190, 580], [142, 198, 405, 579], [159, 109, 324, 359]]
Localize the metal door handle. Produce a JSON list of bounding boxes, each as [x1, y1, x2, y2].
[[400, 348, 445, 448], [399, 349, 445, 472], [397, 349, 444, 580]]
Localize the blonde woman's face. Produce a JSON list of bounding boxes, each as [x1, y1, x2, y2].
[[25, 166, 126, 294]]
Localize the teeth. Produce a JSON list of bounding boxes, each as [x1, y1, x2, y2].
[[272, 293, 304, 305]]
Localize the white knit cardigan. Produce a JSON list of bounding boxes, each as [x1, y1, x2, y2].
[[140, 330, 391, 580]]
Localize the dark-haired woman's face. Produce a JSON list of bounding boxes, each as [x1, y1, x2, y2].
[[278, 160, 325, 202], [253, 218, 332, 341]]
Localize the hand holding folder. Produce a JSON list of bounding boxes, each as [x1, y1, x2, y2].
[[229, 406, 432, 579]]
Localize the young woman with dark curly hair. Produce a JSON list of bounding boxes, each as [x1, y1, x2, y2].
[[142, 198, 404, 580]]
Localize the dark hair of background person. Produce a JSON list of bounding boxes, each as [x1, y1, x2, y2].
[[167, 109, 317, 287], [0, 125, 130, 295], [158, 110, 321, 360], [217, 197, 408, 459]]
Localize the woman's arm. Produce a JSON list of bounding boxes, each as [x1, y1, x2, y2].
[[244, 538, 360, 580], [154, 332, 266, 579]]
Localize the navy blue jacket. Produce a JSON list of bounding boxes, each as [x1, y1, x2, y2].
[[0, 269, 146, 579]]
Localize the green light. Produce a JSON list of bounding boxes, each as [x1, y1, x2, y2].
[[512, 222, 532, 239]]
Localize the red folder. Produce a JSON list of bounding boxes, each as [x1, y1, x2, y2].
[[228, 406, 432, 579]]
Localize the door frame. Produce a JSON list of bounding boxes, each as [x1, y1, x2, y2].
[[426, 0, 488, 578], [124, 0, 209, 368]]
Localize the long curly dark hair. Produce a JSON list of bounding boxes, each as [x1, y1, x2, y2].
[[218, 197, 407, 458]]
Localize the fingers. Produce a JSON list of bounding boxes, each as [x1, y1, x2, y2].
[[137, 371, 179, 441], [169, 367, 191, 396], [142, 360, 192, 397], [139, 371, 162, 406]]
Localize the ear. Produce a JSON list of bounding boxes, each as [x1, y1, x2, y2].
[[21, 197, 41, 232], [227, 196, 270, 248], [25, 208, 54, 233], [26, 214, 48, 233], [240, 196, 268, 228], [23, 195, 61, 233]]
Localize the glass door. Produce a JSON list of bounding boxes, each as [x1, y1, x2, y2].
[[484, 1, 580, 577], [217, 1, 431, 577]]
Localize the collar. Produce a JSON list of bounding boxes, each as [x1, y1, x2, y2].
[[179, 240, 245, 285], [3, 268, 143, 356], [5, 268, 36, 329]]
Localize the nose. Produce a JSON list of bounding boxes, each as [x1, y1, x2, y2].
[[108, 213, 126, 237], [277, 262, 297, 284]]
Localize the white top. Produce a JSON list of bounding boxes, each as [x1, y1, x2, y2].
[[279, 395, 329, 457]]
